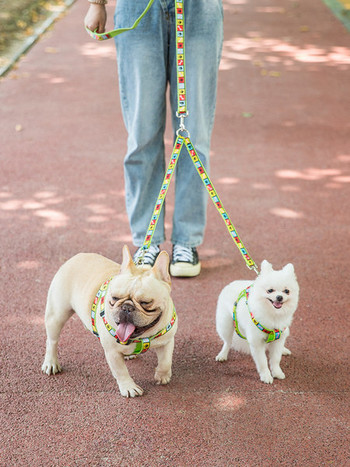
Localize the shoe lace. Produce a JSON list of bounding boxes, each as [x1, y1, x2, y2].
[[134, 245, 160, 265], [172, 245, 194, 263]]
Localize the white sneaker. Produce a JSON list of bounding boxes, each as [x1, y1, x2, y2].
[[133, 245, 160, 269], [170, 244, 201, 277]]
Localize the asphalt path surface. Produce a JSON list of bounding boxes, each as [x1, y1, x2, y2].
[[1, 0, 349, 465]]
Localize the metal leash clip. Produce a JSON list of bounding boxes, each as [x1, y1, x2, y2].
[[176, 111, 190, 137], [248, 263, 259, 276]]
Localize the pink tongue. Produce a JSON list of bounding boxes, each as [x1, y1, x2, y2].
[[116, 322, 136, 342], [273, 302, 282, 309]]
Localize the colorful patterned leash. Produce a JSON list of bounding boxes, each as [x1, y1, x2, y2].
[[136, 0, 187, 265], [140, 0, 258, 273], [85, 0, 258, 274], [85, 0, 155, 41], [173, 1, 258, 274], [138, 135, 184, 263]]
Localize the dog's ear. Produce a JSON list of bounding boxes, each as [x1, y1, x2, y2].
[[261, 260, 273, 273], [151, 251, 171, 286], [283, 263, 295, 275], [121, 245, 138, 274]]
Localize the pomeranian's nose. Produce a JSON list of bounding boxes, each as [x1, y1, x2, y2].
[[276, 295, 283, 302]]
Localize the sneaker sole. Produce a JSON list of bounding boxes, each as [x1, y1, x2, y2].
[[170, 261, 201, 277]]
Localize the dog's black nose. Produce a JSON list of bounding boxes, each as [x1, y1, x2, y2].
[[276, 295, 283, 302], [121, 302, 134, 314]]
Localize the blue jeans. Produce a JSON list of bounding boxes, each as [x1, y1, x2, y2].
[[114, 0, 223, 248]]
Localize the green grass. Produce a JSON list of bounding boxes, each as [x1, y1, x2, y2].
[[0, 0, 66, 53]]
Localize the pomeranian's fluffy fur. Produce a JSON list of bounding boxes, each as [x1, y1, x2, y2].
[[216, 260, 299, 383]]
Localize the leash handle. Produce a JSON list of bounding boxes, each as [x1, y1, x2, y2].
[[85, 0, 155, 41]]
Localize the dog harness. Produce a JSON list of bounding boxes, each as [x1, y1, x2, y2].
[[233, 285, 284, 343], [91, 278, 177, 355]]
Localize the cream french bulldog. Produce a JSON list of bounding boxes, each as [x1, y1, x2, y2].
[[42, 245, 177, 397]]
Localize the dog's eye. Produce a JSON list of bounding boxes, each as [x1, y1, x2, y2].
[[284, 289, 290, 295], [141, 301, 156, 312], [109, 297, 119, 305], [267, 289, 275, 294]]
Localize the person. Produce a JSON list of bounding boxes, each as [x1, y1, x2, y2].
[[85, 0, 223, 277]]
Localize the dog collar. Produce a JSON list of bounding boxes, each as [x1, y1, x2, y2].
[[91, 277, 177, 355], [233, 285, 284, 343]]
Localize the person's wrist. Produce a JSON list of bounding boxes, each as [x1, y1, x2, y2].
[[88, 0, 107, 5]]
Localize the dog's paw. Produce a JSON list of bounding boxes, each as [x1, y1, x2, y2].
[[282, 346, 291, 356], [119, 382, 144, 398], [215, 352, 228, 362], [260, 370, 274, 384], [272, 368, 286, 380], [154, 370, 172, 385], [124, 355, 137, 361], [41, 360, 62, 375]]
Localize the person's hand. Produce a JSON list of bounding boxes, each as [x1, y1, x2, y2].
[[84, 4, 107, 33]]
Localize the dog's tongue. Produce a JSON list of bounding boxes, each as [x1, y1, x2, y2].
[[116, 322, 136, 342], [273, 301, 283, 309]]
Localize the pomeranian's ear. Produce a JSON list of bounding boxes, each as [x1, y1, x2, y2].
[[283, 263, 295, 275], [261, 260, 273, 274]]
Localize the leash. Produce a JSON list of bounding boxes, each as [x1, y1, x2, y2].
[[233, 286, 285, 342], [85, 0, 155, 40], [140, 0, 258, 273], [86, 0, 258, 275], [91, 277, 177, 355]]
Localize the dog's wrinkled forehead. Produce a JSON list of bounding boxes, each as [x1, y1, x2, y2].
[[110, 273, 141, 296], [109, 270, 166, 303]]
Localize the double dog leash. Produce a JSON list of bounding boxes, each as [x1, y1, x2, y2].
[[86, 0, 258, 275]]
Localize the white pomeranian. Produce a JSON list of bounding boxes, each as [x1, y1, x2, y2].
[[215, 260, 299, 384]]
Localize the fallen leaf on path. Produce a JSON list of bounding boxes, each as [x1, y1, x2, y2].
[[45, 47, 59, 54], [269, 71, 281, 77]]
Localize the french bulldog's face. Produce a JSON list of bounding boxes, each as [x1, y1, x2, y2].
[[106, 246, 172, 342]]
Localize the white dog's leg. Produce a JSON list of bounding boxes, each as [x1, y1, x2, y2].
[[154, 338, 174, 385], [216, 341, 231, 362], [269, 339, 286, 380], [215, 311, 234, 362], [249, 343, 273, 384], [281, 328, 291, 356], [42, 302, 74, 375], [104, 348, 144, 398]]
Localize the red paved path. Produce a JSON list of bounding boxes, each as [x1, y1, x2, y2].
[[1, 0, 350, 465]]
